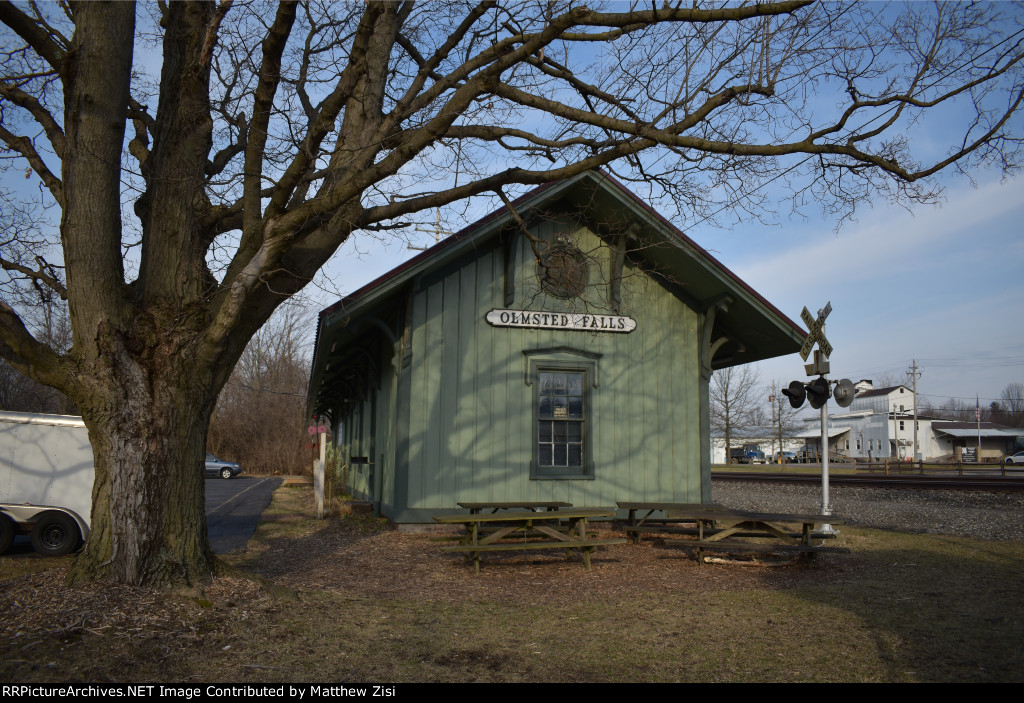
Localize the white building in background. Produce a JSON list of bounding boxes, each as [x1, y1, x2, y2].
[[797, 382, 1022, 462], [708, 431, 802, 464], [710, 428, 804, 464]]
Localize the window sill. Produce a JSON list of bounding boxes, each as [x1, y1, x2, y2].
[[530, 470, 595, 480]]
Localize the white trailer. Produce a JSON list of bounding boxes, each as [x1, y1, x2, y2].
[[0, 411, 94, 556]]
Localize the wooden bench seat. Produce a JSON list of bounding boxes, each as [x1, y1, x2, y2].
[[624, 525, 839, 540], [457, 501, 572, 513], [438, 527, 600, 540], [442, 538, 626, 553], [442, 538, 627, 571]]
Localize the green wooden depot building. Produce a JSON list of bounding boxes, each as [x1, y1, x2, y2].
[[307, 171, 804, 523]]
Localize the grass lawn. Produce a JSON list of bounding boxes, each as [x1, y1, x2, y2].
[[1, 484, 1021, 683]]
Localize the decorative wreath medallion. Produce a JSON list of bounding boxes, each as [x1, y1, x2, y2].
[[539, 244, 588, 299]]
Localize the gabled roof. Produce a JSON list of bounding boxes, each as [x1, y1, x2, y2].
[[856, 385, 912, 398], [309, 170, 806, 413]]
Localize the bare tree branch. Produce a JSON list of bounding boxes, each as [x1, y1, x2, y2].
[[0, 299, 66, 393], [0, 81, 64, 154], [0, 124, 64, 205], [0, 255, 66, 299], [0, 0, 67, 76]]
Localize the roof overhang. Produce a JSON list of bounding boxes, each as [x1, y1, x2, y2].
[[933, 428, 1023, 439]]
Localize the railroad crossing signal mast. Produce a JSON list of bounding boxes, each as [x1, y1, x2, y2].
[[782, 302, 855, 527]]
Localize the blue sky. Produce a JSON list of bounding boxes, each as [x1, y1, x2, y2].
[[710, 173, 1024, 409], [311, 171, 1024, 411]]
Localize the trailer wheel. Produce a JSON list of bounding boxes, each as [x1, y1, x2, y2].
[[0, 514, 14, 555], [30, 511, 81, 556]]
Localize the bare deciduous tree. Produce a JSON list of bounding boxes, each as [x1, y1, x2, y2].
[[997, 383, 1024, 427], [873, 371, 908, 390], [920, 397, 965, 422], [768, 380, 803, 459], [2, 1, 1023, 585], [208, 304, 310, 475], [710, 364, 761, 462]]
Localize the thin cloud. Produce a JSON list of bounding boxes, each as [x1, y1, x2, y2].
[[736, 177, 1024, 297]]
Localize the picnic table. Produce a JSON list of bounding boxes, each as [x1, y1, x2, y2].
[[457, 501, 573, 514], [434, 508, 626, 573], [616, 501, 847, 563], [618, 501, 729, 544]]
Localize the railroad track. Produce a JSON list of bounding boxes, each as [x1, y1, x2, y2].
[[711, 470, 1024, 491]]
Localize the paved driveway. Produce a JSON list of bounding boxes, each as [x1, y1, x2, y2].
[[5, 476, 282, 556], [205, 476, 282, 554]]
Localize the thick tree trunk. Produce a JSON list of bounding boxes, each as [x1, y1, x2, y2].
[[55, 2, 227, 587], [69, 334, 219, 587]]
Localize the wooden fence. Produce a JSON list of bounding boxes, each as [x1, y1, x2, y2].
[[852, 459, 1024, 476]]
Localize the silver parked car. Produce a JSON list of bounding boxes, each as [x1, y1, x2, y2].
[[205, 453, 243, 479], [1004, 450, 1024, 465]]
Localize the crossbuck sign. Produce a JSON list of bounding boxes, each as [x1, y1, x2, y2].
[[799, 301, 832, 361]]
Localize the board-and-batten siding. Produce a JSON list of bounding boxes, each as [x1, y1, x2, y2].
[[401, 222, 701, 514], [338, 335, 398, 510]]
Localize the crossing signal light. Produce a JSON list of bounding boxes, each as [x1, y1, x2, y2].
[[782, 381, 806, 408], [782, 376, 848, 410], [833, 378, 856, 408], [806, 377, 831, 409]]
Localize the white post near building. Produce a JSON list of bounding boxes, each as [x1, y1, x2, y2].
[[311, 419, 327, 519]]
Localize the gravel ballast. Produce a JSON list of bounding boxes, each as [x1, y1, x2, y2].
[[711, 480, 1024, 541]]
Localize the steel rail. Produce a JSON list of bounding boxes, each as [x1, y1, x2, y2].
[[711, 470, 1024, 492]]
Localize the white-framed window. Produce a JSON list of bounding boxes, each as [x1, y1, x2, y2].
[[524, 348, 600, 480], [536, 369, 587, 473]]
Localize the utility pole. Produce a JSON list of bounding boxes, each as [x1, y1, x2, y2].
[[892, 403, 901, 460], [907, 359, 922, 460], [408, 208, 454, 251], [976, 394, 982, 463]]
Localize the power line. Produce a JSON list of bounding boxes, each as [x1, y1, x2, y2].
[[919, 392, 1003, 404], [841, 356, 1024, 377]]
